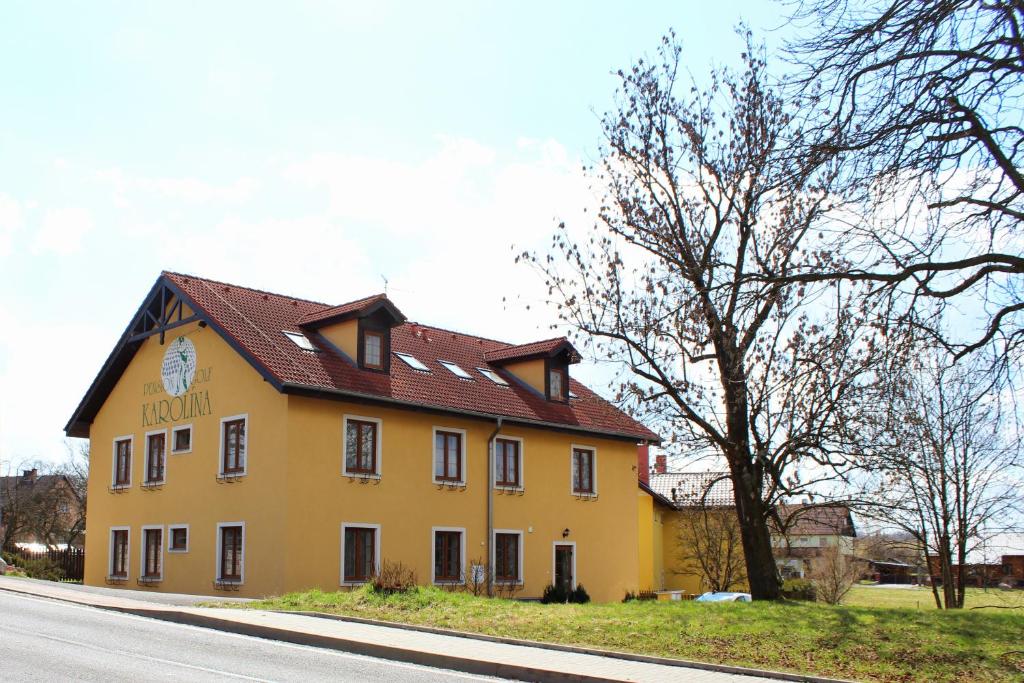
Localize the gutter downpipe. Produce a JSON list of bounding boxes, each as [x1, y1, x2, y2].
[[486, 417, 503, 598]]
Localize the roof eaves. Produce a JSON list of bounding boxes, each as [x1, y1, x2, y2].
[[280, 381, 660, 443]]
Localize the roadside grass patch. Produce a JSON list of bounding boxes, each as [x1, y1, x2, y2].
[[232, 585, 1024, 682]]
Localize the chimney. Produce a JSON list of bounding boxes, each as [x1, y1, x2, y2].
[[19, 468, 38, 485], [654, 455, 667, 474], [637, 444, 650, 485]]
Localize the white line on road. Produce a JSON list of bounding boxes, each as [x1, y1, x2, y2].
[[0, 590, 498, 682]]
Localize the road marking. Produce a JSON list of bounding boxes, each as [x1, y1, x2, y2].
[[0, 590, 497, 681], [0, 621, 269, 681]]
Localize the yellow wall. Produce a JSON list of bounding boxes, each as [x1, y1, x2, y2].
[[502, 359, 545, 395], [85, 317, 641, 602], [637, 491, 654, 591], [318, 319, 358, 360]]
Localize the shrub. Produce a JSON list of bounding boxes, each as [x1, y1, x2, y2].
[[370, 560, 417, 596], [781, 578, 817, 601], [542, 584, 569, 604], [571, 584, 591, 604], [624, 589, 659, 602]]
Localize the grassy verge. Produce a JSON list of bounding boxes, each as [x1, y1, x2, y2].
[[229, 586, 1024, 682]]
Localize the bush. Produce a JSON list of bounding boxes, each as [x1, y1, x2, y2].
[[782, 578, 817, 601], [542, 583, 590, 604], [370, 560, 417, 596], [623, 589, 658, 602]]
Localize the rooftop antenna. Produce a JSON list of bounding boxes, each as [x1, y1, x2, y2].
[[381, 274, 389, 295]]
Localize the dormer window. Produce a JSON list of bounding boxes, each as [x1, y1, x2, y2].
[[549, 368, 566, 401], [362, 331, 384, 370]]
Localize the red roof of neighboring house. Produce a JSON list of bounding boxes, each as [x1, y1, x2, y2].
[[774, 504, 857, 538], [65, 272, 658, 442], [483, 337, 581, 364]]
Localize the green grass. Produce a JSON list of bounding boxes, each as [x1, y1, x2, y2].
[[845, 585, 1024, 611], [227, 585, 1024, 682]]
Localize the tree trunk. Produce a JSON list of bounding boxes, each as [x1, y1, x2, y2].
[[731, 461, 782, 600]]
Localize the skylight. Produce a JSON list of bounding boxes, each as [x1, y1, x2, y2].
[[569, 390, 579, 399], [477, 367, 509, 386], [438, 360, 472, 379], [283, 331, 316, 351], [395, 352, 430, 372]]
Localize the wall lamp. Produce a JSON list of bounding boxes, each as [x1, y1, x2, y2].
[[562, 528, 570, 538]]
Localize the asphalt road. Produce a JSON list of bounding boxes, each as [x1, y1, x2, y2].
[[0, 591, 504, 682]]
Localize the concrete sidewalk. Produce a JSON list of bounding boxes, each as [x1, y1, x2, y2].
[[0, 577, 829, 683]]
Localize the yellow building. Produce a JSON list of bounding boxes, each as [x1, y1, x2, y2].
[[66, 272, 658, 601]]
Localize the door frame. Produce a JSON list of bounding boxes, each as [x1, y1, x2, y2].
[[552, 541, 577, 591]]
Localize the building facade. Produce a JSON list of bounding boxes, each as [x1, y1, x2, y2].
[[66, 272, 657, 601]]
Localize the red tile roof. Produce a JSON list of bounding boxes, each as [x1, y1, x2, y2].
[[296, 293, 393, 327], [649, 471, 735, 507], [74, 272, 656, 442], [483, 337, 581, 364]]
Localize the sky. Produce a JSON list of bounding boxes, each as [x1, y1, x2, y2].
[[0, 1, 789, 466]]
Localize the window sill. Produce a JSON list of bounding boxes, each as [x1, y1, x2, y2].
[[137, 576, 162, 586], [108, 484, 131, 493], [217, 472, 246, 483], [434, 480, 467, 490], [343, 472, 381, 481], [105, 575, 128, 585], [340, 579, 371, 587], [494, 580, 524, 586], [168, 548, 188, 554], [213, 579, 243, 591], [141, 481, 165, 490], [572, 491, 599, 500], [171, 449, 192, 456], [494, 485, 524, 494]]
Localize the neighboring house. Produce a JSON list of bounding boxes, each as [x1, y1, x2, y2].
[[0, 469, 85, 550], [65, 272, 658, 600], [636, 456, 857, 592], [927, 555, 1024, 588]]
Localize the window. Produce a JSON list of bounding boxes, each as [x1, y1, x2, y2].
[[169, 525, 189, 553], [217, 523, 244, 583], [342, 525, 378, 583], [433, 529, 464, 583], [112, 437, 132, 487], [476, 367, 508, 385], [363, 331, 384, 369], [344, 417, 379, 476], [283, 330, 316, 351], [549, 368, 565, 401], [171, 425, 192, 454], [145, 431, 166, 484], [220, 416, 247, 476], [395, 351, 430, 371], [494, 531, 521, 583], [438, 360, 472, 379], [571, 447, 596, 495], [142, 527, 163, 580], [433, 429, 464, 483], [110, 528, 129, 579], [494, 437, 521, 488]]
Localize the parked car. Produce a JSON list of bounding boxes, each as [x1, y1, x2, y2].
[[695, 591, 752, 602]]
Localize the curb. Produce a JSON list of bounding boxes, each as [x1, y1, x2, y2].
[[283, 609, 855, 683], [0, 582, 855, 683]]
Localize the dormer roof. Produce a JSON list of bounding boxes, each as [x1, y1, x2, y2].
[[297, 293, 405, 328], [483, 337, 581, 365]]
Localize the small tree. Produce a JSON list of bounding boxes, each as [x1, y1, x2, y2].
[[674, 506, 747, 593], [807, 546, 863, 605]]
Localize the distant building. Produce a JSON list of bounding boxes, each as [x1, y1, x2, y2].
[[0, 469, 85, 550], [927, 554, 1024, 588]]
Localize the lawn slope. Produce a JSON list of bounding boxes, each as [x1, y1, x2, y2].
[[235, 587, 1024, 682]]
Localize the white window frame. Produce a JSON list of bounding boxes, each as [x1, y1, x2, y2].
[[340, 522, 382, 585], [215, 521, 246, 584], [342, 414, 383, 479], [143, 428, 168, 485], [493, 435, 524, 491], [431, 526, 466, 585], [108, 526, 131, 580], [110, 435, 134, 489], [139, 525, 164, 581], [431, 426, 467, 486], [551, 541, 577, 591], [171, 424, 193, 455], [491, 528, 524, 585], [569, 444, 598, 497], [218, 414, 249, 477], [167, 524, 190, 553]]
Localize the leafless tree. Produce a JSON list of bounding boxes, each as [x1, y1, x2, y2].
[[1, 458, 83, 550], [524, 33, 879, 599], [851, 350, 1022, 608], [807, 545, 864, 604], [674, 506, 748, 592], [781, 0, 1024, 364]]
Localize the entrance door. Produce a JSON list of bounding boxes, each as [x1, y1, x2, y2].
[[554, 544, 574, 592]]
